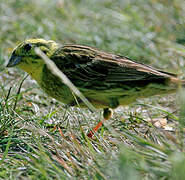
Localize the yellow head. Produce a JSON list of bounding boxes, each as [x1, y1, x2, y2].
[[7, 39, 58, 82]]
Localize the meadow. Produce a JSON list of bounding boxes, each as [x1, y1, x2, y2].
[[0, 0, 185, 179]]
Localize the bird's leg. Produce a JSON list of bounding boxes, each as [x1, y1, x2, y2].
[[103, 108, 113, 120], [87, 108, 112, 138]]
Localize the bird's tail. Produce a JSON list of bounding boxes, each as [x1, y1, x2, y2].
[[170, 76, 185, 89]]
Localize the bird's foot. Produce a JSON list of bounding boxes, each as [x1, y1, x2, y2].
[[87, 108, 112, 138]]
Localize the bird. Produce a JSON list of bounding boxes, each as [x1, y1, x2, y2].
[[7, 39, 182, 137]]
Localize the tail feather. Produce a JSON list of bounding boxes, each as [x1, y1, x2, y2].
[[169, 76, 185, 89]]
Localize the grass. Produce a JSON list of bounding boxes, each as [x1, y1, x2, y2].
[[0, 0, 185, 179]]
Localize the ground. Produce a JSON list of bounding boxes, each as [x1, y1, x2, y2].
[[0, 0, 185, 179]]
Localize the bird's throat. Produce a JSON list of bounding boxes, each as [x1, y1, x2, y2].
[[18, 63, 44, 84]]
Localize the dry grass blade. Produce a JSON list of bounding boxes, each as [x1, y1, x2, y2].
[[52, 154, 73, 175], [34, 47, 97, 113]]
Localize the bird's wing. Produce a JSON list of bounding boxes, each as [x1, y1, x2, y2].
[[51, 45, 176, 84]]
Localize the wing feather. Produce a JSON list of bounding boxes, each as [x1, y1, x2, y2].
[[50, 45, 176, 86]]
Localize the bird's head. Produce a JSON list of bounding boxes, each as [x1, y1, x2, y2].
[[7, 39, 58, 81]]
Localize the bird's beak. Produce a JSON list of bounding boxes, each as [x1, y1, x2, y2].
[[6, 55, 21, 67]]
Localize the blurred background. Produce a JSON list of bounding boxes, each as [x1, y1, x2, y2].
[[0, 0, 185, 179], [1, 0, 185, 68]]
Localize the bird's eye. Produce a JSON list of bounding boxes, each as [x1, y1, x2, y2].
[[24, 43, 32, 52], [42, 50, 47, 54]]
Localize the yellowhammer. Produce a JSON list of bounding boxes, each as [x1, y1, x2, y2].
[[7, 39, 182, 137]]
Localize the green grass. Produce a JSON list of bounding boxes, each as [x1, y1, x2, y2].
[[0, 0, 185, 179]]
